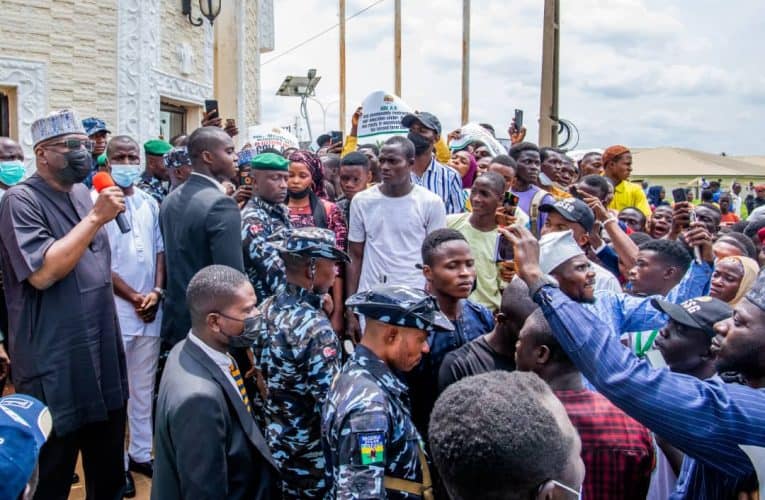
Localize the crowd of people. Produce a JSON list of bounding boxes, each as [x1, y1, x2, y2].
[[0, 104, 764, 500]]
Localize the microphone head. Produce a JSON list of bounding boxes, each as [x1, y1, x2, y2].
[[92, 172, 115, 192]]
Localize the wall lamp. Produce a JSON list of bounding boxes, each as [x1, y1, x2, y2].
[[182, 0, 222, 27]]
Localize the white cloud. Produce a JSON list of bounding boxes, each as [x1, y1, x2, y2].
[[258, 0, 765, 155]]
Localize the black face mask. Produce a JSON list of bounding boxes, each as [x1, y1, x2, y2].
[[224, 316, 260, 349], [55, 149, 91, 184], [289, 187, 312, 199], [407, 132, 433, 156]]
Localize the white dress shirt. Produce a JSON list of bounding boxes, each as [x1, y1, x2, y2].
[[187, 332, 242, 398]]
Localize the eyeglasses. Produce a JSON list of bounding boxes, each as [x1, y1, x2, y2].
[[44, 139, 95, 152]]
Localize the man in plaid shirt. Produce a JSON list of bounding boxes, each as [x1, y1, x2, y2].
[[516, 309, 655, 499]]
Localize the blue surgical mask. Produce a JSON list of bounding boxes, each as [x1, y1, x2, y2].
[[0, 160, 25, 186], [111, 163, 143, 188]]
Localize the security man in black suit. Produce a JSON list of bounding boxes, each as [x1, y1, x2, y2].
[[152, 265, 278, 499], [159, 126, 244, 347]]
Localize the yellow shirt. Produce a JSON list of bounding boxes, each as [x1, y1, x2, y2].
[[342, 135, 451, 163], [608, 179, 652, 217]]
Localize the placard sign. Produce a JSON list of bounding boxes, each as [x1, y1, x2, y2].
[[246, 125, 300, 154], [356, 91, 413, 144]]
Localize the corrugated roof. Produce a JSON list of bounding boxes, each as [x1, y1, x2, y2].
[[631, 147, 765, 178]]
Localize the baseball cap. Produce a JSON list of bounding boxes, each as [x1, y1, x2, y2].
[[0, 394, 52, 499], [651, 296, 733, 337], [346, 285, 454, 332], [401, 111, 442, 135], [272, 227, 350, 262], [82, 117, 110, 137], [539, 198, 595, 233]]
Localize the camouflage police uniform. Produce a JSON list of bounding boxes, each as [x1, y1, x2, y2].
[[240, 151, 294, 304], [322, 285, 454, 499], [255, 227, 349, 499], [241, 195, 291, 303], [136, 174, 169, 205]]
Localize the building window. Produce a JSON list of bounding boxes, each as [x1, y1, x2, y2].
[[0, 87, 15, 139], [160, 102, 187, 142]]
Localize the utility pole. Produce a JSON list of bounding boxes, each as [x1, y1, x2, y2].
[[339, 0, 347, 133], [394, 0, 402, 96], [538, 0, 559, 147], [461, 0, 470, 124]]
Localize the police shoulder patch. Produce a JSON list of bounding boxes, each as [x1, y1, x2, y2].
[[358, 432, 385, 465]]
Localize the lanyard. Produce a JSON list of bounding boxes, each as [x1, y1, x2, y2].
[[635, 329, 659, 357]]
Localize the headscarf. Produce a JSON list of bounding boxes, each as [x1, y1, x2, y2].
[[647, 185, 667, 207], [719, 255, 761, 306], [288, 150, 326, 198], [602, 145, 630, 167], [461, 152, 478, 188]]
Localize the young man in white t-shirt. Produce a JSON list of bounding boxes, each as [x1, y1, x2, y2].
[[346, 136, 446, 339]]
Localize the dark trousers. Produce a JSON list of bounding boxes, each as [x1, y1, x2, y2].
[[34, 407, 127, 500]]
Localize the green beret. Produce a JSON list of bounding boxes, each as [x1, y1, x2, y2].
[[97, 153, 107, 166], [251, 152, 289, 171], [144, 139, 173, 156]]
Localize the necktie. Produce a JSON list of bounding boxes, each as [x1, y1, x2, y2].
[[228, 356, 252, 414]]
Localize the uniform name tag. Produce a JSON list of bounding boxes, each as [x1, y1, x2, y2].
[[359, 432, 385, 465]]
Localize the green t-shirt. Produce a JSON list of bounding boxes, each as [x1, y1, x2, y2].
[[446, 213, 501, 311]]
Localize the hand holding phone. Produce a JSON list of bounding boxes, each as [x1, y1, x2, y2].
[[503, 192, 519, 217], [494, 233, 514, 262], [205, 99, 219, 120]]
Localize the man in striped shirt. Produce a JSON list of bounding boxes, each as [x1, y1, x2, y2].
[[505, 224, 765, 500], [403, 112, 464, 214]]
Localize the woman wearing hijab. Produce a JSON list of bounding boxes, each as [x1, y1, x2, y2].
[[447, 149, 478, 210], [286, 150, 348, 331], [709, 255, 760, 306]]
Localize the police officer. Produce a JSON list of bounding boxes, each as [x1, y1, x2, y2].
[[255, 226, 349, 498], [137, 139, 172, 204], [241, 152, 292, 303], [322, 285, 454, 499]]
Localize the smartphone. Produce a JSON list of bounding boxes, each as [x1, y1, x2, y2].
[[503, 192, 519, 216], [514, 109, 524, 131], [494, 233, 514, 262], [330, 130, 343, 145], [205, 99, 219, 120], [238, 171, 252, 187], [671, 187, 687, 204]]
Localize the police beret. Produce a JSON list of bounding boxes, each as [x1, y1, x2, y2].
[[144, 139, 173, 156], [251, 152, 289, 171], [346, 285, 454, 332]]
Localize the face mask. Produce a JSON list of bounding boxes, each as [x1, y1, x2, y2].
[[289, 187, 312, 199], [223, 316, 260, 349], [407, 132, 433, 156], [55, 149, 91, 184], [0, 160, 25, 186], [111, 163, 143, 188]]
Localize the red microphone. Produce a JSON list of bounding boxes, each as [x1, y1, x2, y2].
[[93, 172, 131, 234]]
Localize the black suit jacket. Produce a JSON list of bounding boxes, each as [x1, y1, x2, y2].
[[152, 339, 279, 500], [159, 174, 244, 345]]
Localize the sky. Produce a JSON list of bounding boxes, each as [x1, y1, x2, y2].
[[258, 0, 765, 155]]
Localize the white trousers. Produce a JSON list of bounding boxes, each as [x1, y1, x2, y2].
[[122, 335, 161, 465]]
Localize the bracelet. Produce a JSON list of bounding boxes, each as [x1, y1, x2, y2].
[[152, 287, 166, 300], [603, 217, 618, 226]]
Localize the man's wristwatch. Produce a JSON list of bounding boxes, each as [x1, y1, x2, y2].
[[152, 287, 166, 300]]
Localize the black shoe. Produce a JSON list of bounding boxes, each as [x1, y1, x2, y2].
[[124, 471, 136, 498], [128, 457, 154, 478], [72, 473, 80, 484]]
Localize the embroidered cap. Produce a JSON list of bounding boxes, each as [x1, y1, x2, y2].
[[346, 285, 454, 332], [539, 229, 585, 275], [31, 109, 87, 146], [272, 227, 350, 262]]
